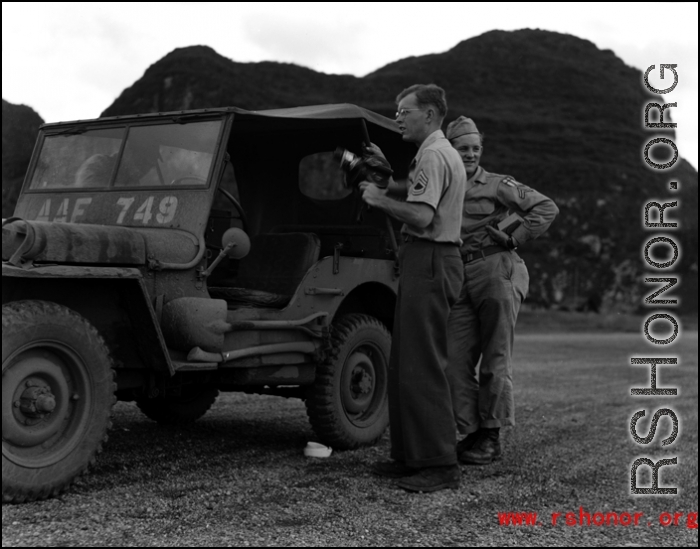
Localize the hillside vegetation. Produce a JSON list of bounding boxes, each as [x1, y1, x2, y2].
[[3, 30, 697, 311]]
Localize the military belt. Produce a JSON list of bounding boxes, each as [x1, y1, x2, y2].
[[402, 234, 458, 246], [462, 244, 509, 264]]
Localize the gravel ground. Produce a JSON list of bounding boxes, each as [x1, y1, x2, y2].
[[2, 332, 698, 547]]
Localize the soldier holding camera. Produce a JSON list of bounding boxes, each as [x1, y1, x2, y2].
[[359, 84, 466, 493], [444, 116, 559, 465]]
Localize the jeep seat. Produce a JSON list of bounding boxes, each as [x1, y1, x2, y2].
[[272, 224, 389, 260], [208, 232, 320, 308]]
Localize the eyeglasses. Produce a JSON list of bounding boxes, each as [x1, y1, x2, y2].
[[395, 108, 423, 119]]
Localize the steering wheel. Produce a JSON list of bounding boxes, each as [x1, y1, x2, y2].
[[170, 176, 207, 185], [217, 187, 249, 233]]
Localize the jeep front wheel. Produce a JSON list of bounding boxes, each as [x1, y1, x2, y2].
[[305, 314, 390, 450], [2, 300, 116, 503]]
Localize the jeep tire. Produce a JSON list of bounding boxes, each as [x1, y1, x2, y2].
[[306, 313, 390, 450], [2, 300, 116, 503], [136, 386, 219, 425]]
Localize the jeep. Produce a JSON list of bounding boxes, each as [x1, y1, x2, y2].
[[2, 104, 414, 502]]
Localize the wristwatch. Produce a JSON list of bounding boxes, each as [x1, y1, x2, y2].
[[506, 236, 518, 250]]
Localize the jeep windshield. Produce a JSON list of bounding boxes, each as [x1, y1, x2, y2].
[[28, 120, 222, 190]]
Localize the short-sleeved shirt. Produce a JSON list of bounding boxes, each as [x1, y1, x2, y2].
[[460, 166, 559, 254], [403, 130, 466, 244]]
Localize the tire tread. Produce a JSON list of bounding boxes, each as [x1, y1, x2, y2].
[[305, 313, 390, 450], [2, 300, 116, 504]]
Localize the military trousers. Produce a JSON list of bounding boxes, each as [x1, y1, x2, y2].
[[389, 240, 463, 468], [446, 250, 529, 434]]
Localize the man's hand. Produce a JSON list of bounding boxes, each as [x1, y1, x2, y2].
[[360, 181, 387, 207], [363, 142, 387, 161], [359, 180, 434, 228], [485, 225, 511, 247]]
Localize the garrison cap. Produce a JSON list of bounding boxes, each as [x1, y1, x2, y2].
[[446, 116, 479, 140]]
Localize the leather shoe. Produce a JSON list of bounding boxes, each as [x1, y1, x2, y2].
[[459, 432, 502, 465], [397, 465, 460, 493], [371, 460, 420, 478], [456, 430, 482, 455]]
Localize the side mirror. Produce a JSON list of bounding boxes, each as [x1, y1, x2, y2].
[[199, 227, 250, 279], [221, 227, 250, 259]]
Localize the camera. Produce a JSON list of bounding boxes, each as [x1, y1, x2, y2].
[[493, 212, 523, 234], [334, 147, 392, 189]]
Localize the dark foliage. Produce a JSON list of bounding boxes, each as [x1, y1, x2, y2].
[[2, 99, 44, 218], [3, 30, 697, 311]]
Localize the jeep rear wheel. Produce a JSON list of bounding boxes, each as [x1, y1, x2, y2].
[[305, 314, 390, 450], [136, 386, 219, 425], [2, 300, 116, 503]]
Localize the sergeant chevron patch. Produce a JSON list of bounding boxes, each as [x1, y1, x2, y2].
[[411, 170, 428, 195], [518, 187, 534, 199]]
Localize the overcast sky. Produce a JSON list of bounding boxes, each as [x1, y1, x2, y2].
[[2, 2, 698, 169]]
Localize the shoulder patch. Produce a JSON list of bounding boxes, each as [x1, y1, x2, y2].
[[501, 175, 533, 199], [410, 170, 429, 195]]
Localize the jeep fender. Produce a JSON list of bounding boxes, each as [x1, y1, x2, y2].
[[2, 264, 173, 375], [290, 255, 398, 330]]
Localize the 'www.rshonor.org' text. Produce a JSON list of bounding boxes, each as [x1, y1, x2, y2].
[[498, 508, 698, 528]]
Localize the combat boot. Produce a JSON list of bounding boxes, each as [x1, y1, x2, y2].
[[456, 430, 482, 455], [459, 428, 502, 465]]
